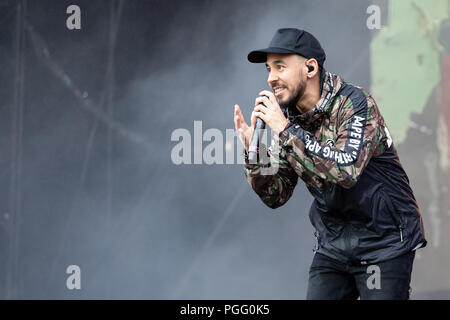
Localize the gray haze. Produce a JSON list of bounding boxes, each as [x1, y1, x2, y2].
[[0, 0, 443, 299]]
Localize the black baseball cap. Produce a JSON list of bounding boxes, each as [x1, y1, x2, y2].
[[247, 28, 326, 67]]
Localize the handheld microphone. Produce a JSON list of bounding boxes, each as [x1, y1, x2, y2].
[[248, 102, 267, 163]]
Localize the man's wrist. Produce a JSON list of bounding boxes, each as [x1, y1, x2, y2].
[[279, 121, 293, 139], [278, 121, 300, 152], [282, 120, 292, 132], [272, 119, 290, 136]]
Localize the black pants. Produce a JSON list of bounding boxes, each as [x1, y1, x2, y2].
[[306, 251, 416, 300]]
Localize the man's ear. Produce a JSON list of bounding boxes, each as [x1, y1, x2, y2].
[[305, 59, 319, 78]]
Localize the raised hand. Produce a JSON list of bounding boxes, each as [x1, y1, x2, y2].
[[234, 104, 257, 152]]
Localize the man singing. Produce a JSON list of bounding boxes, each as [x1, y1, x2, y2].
[[233, 28, 427, 300]]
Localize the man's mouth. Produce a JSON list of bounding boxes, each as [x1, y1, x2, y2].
[[273, 86, 286, 96]]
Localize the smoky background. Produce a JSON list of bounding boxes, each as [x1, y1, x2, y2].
[[1, 0, 444, 299]]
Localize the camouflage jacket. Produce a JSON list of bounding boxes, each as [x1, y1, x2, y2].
[[244, 71, 427, 264]]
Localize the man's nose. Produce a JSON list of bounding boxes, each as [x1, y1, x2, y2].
[[267, 71, 279, 86]]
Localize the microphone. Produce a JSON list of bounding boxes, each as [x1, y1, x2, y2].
[[248, 102, 267, 163]]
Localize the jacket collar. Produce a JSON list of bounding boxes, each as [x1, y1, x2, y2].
[[285, 71, 343, 131]]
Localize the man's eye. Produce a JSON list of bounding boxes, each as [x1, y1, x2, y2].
[[277, 65, 285, 70]]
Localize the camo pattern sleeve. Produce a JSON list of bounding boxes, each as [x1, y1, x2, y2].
[[243, 139, 299, 209], [278, 87, 387, 189]]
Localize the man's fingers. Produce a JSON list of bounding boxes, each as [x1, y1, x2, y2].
[[235, 104, 244, 118], [255, 96, 271, 108], [252, 110, 267, 123], [234, 106, 249, 150], [234, 105, 248, 130], [251, 111, 257, 129], [259, 90, 276, 104], [234, 106, 240, 129], [234, 115, 240, 132], [254, 103, 268, 115]]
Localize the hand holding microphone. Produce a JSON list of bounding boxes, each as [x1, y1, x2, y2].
[[234, 90, 290, 163]]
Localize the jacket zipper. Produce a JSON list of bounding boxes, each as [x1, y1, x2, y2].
[[381, 189, 405, 243]]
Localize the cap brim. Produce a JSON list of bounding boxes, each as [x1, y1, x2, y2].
[[247, 47, 299, 63]]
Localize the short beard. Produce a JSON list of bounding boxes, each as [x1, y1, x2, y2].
[[278, 78, 306, 114]]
